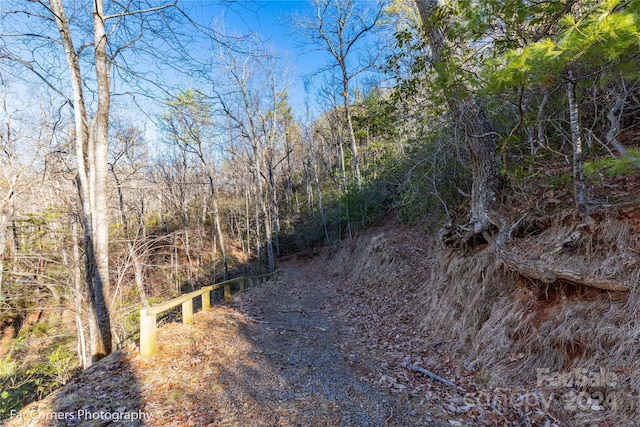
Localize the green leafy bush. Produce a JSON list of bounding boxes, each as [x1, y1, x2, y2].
[[0, 337, 78, 420]]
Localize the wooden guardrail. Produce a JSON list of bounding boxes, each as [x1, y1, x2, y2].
[[139, 271, 280, 356]]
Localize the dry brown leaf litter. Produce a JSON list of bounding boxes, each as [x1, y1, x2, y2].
[[3, 252, 618, 427]]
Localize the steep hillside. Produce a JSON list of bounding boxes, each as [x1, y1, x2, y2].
[[314, 211, 639, 426]]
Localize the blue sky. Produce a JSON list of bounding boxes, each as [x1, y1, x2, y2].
[[0, 0, 389, 140], [186, 0, 390, 121], [192, 1, 322, 115]]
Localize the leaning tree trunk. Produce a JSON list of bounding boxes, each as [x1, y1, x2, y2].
[[450, 99, 501, 234], [414, 0, 501, 235], [210, 187, 229, 280]]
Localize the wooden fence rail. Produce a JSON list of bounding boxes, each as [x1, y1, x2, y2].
[[139, 271, 280, 356]]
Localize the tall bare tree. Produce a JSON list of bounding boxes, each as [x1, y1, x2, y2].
[[210, 40, 290, 273], [48, 0, 113, 362], [1, 0, 185, 363], [160, 89, 230, 279], [295, 0, 387, 187]]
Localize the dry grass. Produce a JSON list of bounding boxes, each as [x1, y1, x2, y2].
[[322, 211, 640, 426]]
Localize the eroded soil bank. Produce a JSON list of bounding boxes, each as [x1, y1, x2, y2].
[[313, 214, 638, 427]]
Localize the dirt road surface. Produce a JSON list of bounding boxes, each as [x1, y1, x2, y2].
[[4, 263, 562, 426]]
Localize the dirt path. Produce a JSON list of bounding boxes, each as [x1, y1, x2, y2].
[[228, 266, 424, 426], [3, 262, 569, 426], [5, 265, 449, 427]]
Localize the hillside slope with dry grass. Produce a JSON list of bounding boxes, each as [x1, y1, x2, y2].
[[319, 209, 639, 426]]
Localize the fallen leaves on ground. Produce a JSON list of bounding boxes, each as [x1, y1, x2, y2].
[[3, 259, 604, 427]]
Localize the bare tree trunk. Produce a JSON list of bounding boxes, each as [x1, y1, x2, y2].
[[208, 176, 228, 280], [285, 135, 294, 213], [606, 95, 627, 156], [268, 162, 281, 256], [70, 220, 89, 369], [212, 218, 217, 280], [184, 228, 192, 284], [171, 236, 178, 290], [132, 252, 147, 305], [567, 72, 588, 215], [211, 195, 227, 280], [254, 176, 262, 268], [342, 78, 361, 186], [263, 196, 276, 272], [10, 221, 18, 275], [0, 209, 8, 302], [245, 187, 251, 255], [92, 0, 112, 325], [304, 160, 315, 213], [338, 139, 348, 190], [313, 159, 329, 244], [50, 0, 112, 363], [453, 100, 502, 233], [537, 90, 550, 150], [254, 150, 275, 273]]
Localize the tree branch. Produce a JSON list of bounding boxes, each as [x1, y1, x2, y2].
[[104, 2, 177, 21]]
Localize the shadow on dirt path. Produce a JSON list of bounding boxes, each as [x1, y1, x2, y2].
[[230, 267, 418, 426], [4, 266, 448, 427]]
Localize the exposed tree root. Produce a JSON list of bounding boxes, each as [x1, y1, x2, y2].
[[442, 213, 630, 292], [491, 214, 630, 292], [494, 230, 629, 292]]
